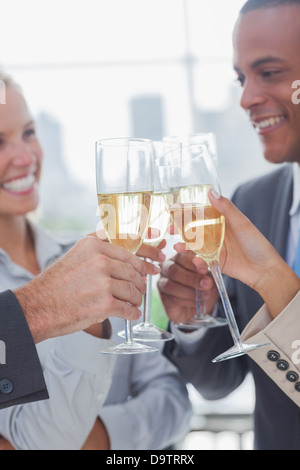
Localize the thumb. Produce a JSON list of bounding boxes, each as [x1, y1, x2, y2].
[[208, 188, 244, 226]]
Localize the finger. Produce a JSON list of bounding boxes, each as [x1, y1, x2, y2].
[[160, 259, 198, 289], [192, 256, 210, 274], [97, 241, 146, 277], [111, 279, 144, 307], [71, 235, 109, 265], [173, 242, 193, 254], [106, 298, 142, 322], [158, 276, 198, 303], [173, 244, 209, 273], [156, 239, 167, 250], [160, 258, 213, 291], [87, 231, 102, 238], [95, 229, 108, 241], [77, 236, 146, 278], [160, 253, 197, 276], [143, 260, 161, 276], [137, 243, 166, 263], [108, 257, 146, 295], [171, 253, 199, 271], [173, 245, 210, 274]]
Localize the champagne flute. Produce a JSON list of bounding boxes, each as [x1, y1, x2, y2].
[[189, 133, 218, 165], [156, 143, 269, 362], [162, 135, 227, 330], [129, 141, 180, 342], [164, 133, 218, 165], [96, 137, 158, 355]]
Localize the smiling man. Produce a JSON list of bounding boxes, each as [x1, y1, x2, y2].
[[233, 0, 300, 166], [161, 0, 300, 450]]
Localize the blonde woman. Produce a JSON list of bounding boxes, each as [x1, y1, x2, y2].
[[0, 73, 192, 450]]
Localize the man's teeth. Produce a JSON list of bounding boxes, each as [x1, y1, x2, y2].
[[2, 174, 35, 192], [255, 116, 284, 130]]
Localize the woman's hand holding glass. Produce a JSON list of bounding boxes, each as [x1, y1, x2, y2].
[[156, 143, 268, 362], [193, 191, 300, 320]]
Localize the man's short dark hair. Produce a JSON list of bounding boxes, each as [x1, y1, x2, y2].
[[241, 0, 300, 14]]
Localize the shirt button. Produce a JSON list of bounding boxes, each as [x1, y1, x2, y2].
[[277, 360, 289, 371], [287, 371, 299, 383], [295, 382, 300, 392], [0, 379, 14, 394], [267, 350, 280, 362]]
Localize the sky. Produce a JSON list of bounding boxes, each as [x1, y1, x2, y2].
[[0, 0, 246, 188]]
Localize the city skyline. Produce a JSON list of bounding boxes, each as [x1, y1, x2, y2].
[[35, 86, 275, 233]]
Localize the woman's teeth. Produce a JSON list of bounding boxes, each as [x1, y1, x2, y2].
[[2, 174, 35, 192]]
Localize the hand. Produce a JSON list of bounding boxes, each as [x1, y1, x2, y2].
[[137, 239, 166, 274], [15, 236, 147, 343], [157, 252, 219, 325], [96, 227, 167, 275], [193, 190, 300, 318], [195, 190, 286, 290]]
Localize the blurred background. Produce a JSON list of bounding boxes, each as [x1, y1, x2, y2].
[[0, 0, 275, 449]]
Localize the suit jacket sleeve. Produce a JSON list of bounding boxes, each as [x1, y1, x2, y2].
[[0, 290, 48, 410], [242, 290, 300, 407]]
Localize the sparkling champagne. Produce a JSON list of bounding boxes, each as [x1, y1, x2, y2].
[[98, 191, 152, 254], [144, 193, 170, 247], [170, 184, 225, 264]]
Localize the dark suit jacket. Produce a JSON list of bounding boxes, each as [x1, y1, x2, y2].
[[164, 164, 300, 450], [0, 290, 48, 410]]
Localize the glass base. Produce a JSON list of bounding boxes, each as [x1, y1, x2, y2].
[[176, 315, 228, 331], [212, 342, 270, 363], [99, 340, 159, 355], [118, 323, 174, 342]]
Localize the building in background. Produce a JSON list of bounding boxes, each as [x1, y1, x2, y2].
[[36, 112, 97, 232], [35, 85, 273, 233], [130, 94, 165, 141]]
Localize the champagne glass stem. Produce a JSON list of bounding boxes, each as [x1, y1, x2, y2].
[[195, 288, 206, 318], [144, 272, 153, 326], [209, 260, 243, 351], [125, 320, 133, 345], [176, 277, 227, 331], [127, 258, 174, 342]]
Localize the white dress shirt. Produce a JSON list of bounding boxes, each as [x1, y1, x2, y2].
[[0, 222, 116, 450], [99, 317, 192, 450]]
